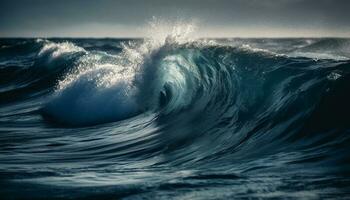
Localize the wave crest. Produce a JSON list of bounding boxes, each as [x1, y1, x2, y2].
[[38, 40, 85, 60]]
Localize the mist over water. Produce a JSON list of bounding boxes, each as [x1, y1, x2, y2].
[[1, 22, 350, 199]]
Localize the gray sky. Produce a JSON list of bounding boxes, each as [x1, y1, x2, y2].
[[1, 0, 349, 37]]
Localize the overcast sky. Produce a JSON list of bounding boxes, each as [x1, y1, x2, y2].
[[1, 0, 349, 37]]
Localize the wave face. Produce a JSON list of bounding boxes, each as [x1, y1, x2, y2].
[[1, 35, 350, 199]]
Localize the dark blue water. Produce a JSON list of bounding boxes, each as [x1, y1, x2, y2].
[[1, 37, 350, 199]]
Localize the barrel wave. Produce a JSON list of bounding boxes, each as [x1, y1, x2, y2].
[[1, 30, 350, 199]]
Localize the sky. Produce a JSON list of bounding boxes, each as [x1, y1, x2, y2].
[[0, 0, 349, 38]]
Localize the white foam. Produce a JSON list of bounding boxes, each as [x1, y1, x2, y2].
[[44, 50, 139, 126], [38, 40, 85, 60], [327, 71, 342, 81]]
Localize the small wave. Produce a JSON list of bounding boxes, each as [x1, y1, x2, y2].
[[286, 38, 350, 60], [37, 40, 86, 60], [288, 51, 349, 61]]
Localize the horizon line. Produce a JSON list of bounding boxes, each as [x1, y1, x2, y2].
[[1, 36, 350, 39]]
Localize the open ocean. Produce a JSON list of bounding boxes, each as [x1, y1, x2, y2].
[[1, 35, 350, 199]]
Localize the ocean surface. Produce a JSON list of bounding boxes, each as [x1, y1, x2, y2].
[[1, 35, 350, 199]]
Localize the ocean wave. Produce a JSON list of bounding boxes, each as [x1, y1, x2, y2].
[[39, 32, 350, 127], [1, 24, 350, 199], [38, 40, 85, 59]]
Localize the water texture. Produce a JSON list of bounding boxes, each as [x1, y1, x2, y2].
[[1, 33, 350, 199]]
